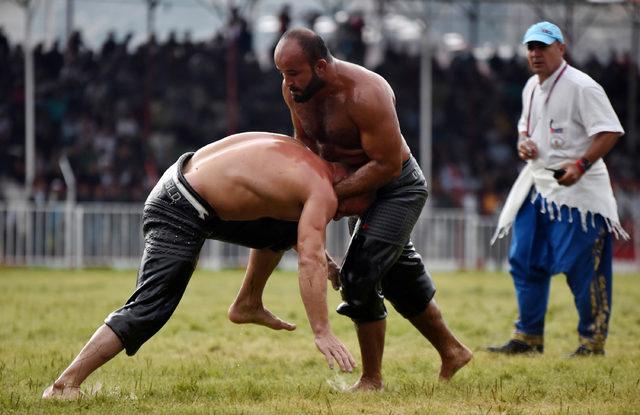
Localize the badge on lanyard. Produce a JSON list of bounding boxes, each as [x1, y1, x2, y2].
[[549, 119, 565, 149], [525, 63, 568, 140]]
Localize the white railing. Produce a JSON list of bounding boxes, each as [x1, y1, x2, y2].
[[0, 202, 637, 272]]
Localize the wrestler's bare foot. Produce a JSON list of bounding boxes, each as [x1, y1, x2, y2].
[[228, 301, 296, 331], [439, 344, 473, 381], [347, 377, 384, 392], [42, 383, 82, 400]]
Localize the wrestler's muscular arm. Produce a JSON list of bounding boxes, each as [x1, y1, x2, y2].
[[297, 189, 356, 373], [334, 79, 404, 199]]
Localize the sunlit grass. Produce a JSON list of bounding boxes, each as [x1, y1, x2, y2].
[[1, 267, 639, 414]]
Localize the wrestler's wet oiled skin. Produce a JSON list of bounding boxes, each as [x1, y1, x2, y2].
[[273, 28, 472, 390], [275, 38, 410, 179], [42, 132, 360, 400], [184, 133, 333, 221]]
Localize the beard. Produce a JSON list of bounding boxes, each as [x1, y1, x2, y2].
[[291, 71, 325, 103]]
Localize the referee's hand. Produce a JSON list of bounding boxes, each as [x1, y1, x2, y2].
[[518, 139, 538, 160], [556, 162, 582, 187]]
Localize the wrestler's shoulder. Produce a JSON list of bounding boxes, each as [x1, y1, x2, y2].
[[344, 62, 389, 87], [342, 70, 391, 105]]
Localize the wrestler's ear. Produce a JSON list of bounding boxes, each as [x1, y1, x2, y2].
[[315, 59, 328, 75]]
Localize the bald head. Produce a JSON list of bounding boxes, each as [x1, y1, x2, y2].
[[275, 27, 333, 66], [274, 27, 333, 103]]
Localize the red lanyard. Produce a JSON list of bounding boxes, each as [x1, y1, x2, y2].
[[525, 63, 568, 137]]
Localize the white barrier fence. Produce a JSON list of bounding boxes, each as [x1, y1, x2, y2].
[[0, 202, 637, 273]]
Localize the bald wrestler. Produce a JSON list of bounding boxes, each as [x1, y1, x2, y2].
[[270, 28, 472, 390], [42, 132, 362, 400]]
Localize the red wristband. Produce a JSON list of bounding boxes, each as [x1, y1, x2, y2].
[[575, 158, 591, 174]]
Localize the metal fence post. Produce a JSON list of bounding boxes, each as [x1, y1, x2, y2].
[[75, 205, 84, 269], [64, 203, 73, 268], [0, 204, 4, 265], [464, 213, 479, 270]]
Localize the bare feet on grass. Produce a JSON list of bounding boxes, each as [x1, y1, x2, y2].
[[228, 301, 296, 331], [42, 383, 83, 400], [347, 377, 384, 392], [439, 344, 473, 381]]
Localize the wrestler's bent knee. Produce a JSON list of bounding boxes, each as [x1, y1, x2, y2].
[[382, 251, 436, 319], [337, 235, 401, 323]]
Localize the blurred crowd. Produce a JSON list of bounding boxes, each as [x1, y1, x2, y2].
[[0, 9, 638, 222]]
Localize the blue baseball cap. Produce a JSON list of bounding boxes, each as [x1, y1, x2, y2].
[[522, 21, 564, 45]]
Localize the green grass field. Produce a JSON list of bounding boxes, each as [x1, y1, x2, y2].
[[1, 268, 639, 414]]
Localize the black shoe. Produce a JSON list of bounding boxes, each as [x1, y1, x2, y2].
[[486, 339, 543, 355], [569, 345, 605, 357]]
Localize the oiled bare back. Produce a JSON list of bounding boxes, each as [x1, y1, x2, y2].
[[183, 132, 334, 221]]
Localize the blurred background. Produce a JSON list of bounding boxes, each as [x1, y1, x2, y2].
[[0, 0, 638, 270]]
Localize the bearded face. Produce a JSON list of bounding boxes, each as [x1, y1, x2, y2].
[[290, 68, 326, 103]]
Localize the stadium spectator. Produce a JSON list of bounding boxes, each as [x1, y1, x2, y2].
[[335, 11, 366, 65], [0, 19, 636, 224], [42, 131, 365, 400], [488, 22, 628, 356], [277, 4, 291, 36], [225, 6, 252, 61]]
